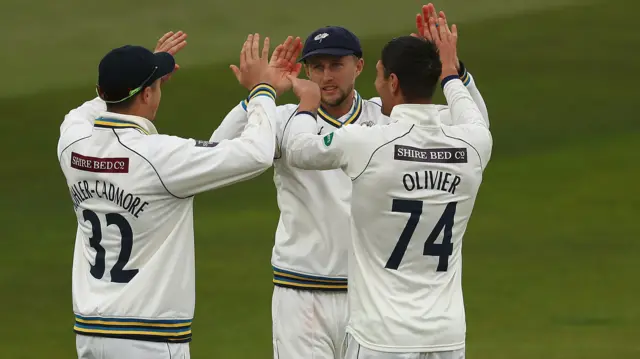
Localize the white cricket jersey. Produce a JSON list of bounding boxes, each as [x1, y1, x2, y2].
[[57, 86, 278, 343], [211, 90, 389, 290], [283, 77, 492, 352], [211, 68, 487, 291]]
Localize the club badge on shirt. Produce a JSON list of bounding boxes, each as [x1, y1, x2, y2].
[[323, 133, 334, 146]]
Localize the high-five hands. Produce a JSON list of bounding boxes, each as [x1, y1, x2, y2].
[[232, 35, 303, 94], [268, 36, 303, 95], [233, 33, 280, 91], [154, 31, 188, 84], [413, 3, 460, 72], [426, 14, 459, 81]]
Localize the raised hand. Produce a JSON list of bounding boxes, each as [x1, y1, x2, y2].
[[286, 74, 321, 114], [154, 31, 188, 83], [427, 16, 459, 80], [413, 3, 434, 41], [155, 31, 188, 55], [270, 36, 303, 95], [232, 35, 303, 95], [236, 33, 276, 91], [414, 4, 460, 71]]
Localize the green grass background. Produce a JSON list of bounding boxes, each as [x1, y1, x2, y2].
[[1, 0, 639, 357]]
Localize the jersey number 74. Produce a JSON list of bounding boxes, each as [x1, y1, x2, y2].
[[385, 199, 457, 272]]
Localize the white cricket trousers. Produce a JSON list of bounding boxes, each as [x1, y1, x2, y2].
[[76, 335, 190, 359], [272, 286, 349, 359], [345, 334, 465, 359]]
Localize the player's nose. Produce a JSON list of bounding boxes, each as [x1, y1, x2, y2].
[[322, 67, 335, 79], [321, 77, 336, 86]]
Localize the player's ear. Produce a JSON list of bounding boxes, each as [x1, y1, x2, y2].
[[355, 56, 364, 77], [141, 86, 153, 104], [141, 80, 160, 104], [389, 73, 399, 96]]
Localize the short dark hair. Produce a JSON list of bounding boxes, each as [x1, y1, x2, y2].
[[380, 36, 441, 101]]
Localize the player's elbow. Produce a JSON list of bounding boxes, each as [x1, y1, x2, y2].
[[283, 138, 312, 169], [244, 141, 274, 171], [285, 152, 324, 171], [284, 146, 307, 170], [254, 151, 273, 169], [231, 153, 271, 179], [285, 153, 301, 169]]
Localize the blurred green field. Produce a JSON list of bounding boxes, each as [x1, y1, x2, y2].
[[1, 0, 639, 358]]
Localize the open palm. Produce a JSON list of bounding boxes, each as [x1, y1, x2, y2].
[[231, 36, 303, 95], [414, 3, 460, 70], [154, 31, 188, 84]]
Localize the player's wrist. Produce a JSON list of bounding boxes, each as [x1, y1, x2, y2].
[[296, 110, 317, 119], [440, 66, 458, 81], [297, 101, 319, 115], [247, 83, 277, 103], [456, 60, 465, 77], [457, 61, 470, 86], [274, 83, 291, 97], [440, 74, 460, 89], [297, 89, 321, 114]]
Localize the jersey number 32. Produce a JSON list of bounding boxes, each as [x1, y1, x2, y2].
[[83, 209, 139, 283], [385, 199, 457, 272]]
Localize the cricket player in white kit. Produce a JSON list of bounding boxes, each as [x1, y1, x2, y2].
[[212, 10, 488, 357], [212, 26, 390, 359], [57, 32, 289, 358], [282, 8, 492, 359]]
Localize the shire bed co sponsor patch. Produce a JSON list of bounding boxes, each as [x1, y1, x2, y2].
[[394, 145, 468, 163], [71, 152, 129, 173]]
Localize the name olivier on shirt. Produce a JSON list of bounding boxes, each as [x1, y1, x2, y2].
[[394, 145, 466, 194]]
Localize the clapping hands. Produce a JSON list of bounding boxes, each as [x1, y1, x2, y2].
[[413, 3, 460, 80], [231, 34, 303, 95]]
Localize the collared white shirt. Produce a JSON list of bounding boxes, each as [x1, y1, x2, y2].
[[283, 78, 492, 352], [57, 91, 278, 343], [211, 90, 390, 290]]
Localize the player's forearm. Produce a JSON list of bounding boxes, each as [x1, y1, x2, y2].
[[465, 80, 489, 128], [442, 77, 486, 128], [285, 113, 344, 170], [458, 62, 490, 128], [230, 87, 278, 171], [213, 84, 279, 169], [210, 82, 282, 142], [209, 103, 249, 142], [175, 93, 278, 196]]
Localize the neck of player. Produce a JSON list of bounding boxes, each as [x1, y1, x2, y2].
[[107, 103, 153, 121], [407, 98, 432, 105]]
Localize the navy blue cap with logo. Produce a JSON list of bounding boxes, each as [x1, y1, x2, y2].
[[97, 45, 175, 103], [299, 26, 363, 62]]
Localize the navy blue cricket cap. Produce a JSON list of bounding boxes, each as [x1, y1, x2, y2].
[[97, 45, 175, 103], [299, 26, 362, 62]]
